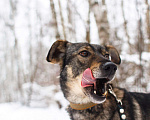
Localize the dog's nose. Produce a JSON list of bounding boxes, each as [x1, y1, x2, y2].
[[102, 62, 117, 72]]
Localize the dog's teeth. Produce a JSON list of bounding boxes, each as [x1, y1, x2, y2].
[[102, 91, 107, 96]]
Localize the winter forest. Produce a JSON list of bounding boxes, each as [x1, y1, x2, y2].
[[0, 0, 150, 119]]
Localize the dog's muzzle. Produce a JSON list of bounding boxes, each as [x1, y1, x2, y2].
[[81, 63, 117, 104]]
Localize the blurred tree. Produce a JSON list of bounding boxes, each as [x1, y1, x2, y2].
[[145, 0, 150, 52], [58, 0, 66, 40], [86, 0, 91, 43], [90, 0, 110, 45], [67, 0, 76, 42], [121, 0, 132, 53], [9, 0, 24, 102], [50, 0, 60, 39], [135, 0, 144, 92]]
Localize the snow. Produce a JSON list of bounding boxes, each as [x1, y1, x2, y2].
[[147, 83, 150, 92], [1, 83, 71, 120], [121, 52, 150, 64], [0, 82, 71, 120], [21, 82, 70, 109], [0, 103, 70, 120]]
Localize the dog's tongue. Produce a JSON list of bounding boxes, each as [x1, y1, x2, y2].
[[81, 68, 96, 87]]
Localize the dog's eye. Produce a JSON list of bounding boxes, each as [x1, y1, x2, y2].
[[79, 51, 90, 57], [104, 54, 109, 59]]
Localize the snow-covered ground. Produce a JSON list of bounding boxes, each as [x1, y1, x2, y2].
[[0, 102, 70, 120], [1, 83, 71, 120], [0, 83, 71, 120]]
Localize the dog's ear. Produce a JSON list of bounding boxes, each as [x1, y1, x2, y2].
[[46, 40, 68, 64], [105, 45, 121, 65]]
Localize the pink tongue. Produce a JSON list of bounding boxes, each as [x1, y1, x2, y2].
[[81, 68, 96, 87]]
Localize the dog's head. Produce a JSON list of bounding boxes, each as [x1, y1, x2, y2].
[[47, 40, 121, 104]]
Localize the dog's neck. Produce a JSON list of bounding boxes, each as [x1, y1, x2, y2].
[[69, 91, 108, 110], [69, 87, 124, 111]]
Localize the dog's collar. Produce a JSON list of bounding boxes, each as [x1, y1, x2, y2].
[[70, 102, 97, 110]]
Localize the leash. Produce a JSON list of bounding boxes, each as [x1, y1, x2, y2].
[[108, 84, 127, 120]]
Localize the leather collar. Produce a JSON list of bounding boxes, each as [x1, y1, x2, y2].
[[70, 102, 97, 110]]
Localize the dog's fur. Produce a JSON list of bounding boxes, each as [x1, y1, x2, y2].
[[47, 40, 150, 120]]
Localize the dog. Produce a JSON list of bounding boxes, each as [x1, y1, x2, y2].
[[46, 40, 150, 120]]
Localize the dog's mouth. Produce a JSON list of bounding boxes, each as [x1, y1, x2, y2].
[[81, 68, 110, 104]]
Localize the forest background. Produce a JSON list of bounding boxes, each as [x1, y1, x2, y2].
[[0, 0, 150, 119]]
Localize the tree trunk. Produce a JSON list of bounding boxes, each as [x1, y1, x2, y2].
[[58, 0, 66, 40], [9, 0, 24, 102], [50, 0, 60, 39], [145, 0, 150, 52], [86, 0, 91, 43], [67, 0, 76, 42], [90, 0, 110, 45], [135, 0, 144, 92], [121, 0, 132, 53]]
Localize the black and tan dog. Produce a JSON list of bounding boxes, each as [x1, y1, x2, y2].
[[46, 40, 150, 120]]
